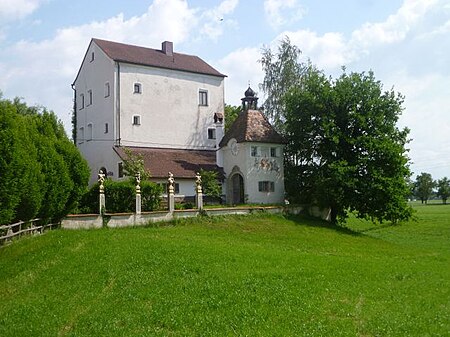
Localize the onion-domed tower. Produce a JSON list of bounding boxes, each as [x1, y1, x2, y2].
[[241, 86, 258, 111]]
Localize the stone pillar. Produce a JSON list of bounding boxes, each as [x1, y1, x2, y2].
[[195, 172, 203, 210], [98, 171, 106, 214], [135, 172, 141, 215], [168, 172, 175, 213]]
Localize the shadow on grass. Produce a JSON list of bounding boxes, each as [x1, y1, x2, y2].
[[284, 213, 362, 237]]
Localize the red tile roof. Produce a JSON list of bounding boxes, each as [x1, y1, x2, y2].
[[93, 38, 226, 78], [114, 146, 224, 179], [219, 109, 285, 147]]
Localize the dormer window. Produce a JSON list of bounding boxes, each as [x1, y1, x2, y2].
[[208, 128, 216, 140], [134, 83, 142, 94]]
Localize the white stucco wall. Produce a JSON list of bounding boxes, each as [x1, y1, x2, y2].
[[221, 140, 285, 204], [74, 41, 117, 183], [74, 41, 225, 184], [119, 64, 224, 150]]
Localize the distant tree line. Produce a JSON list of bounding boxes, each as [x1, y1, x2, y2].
[[0, 94, 90, 224], [413, 172, 450, 204]]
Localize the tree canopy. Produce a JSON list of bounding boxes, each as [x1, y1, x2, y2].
[[261, 38, 413, 224], [414, 172, 435, 204], [436, 177, 450, 204], [0, 94, 90, 224], [259, 36, 306, 131], [224, 104, 241, 132]]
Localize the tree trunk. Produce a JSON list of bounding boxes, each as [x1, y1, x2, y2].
[[330, 207, 338, 225]]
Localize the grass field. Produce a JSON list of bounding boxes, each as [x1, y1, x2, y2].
[[0, 204, 449, 336]]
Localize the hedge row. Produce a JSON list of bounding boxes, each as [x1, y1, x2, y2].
[[0, 96, 90, 224]]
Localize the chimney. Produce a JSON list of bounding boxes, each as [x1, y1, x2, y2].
[[162, 41, 173, 56]]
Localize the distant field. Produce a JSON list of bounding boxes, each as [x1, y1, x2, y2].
[[0, 205, 449, 336]]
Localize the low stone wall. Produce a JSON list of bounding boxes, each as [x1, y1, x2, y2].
[[63, 214, 102, 229], [61, 205, 328, 230]]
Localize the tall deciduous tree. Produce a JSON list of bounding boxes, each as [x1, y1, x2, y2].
[[281, 65, 412, 224], [436, 177, 449, 204], [259, 36, 306, 131], [414, 172, 435, 204]]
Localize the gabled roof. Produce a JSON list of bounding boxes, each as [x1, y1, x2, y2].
[[219, 109, 285, 147], [93, 38, 226, 78], [114, 146, 224, 179]]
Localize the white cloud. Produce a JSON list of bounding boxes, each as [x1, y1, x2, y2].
[[199, 0, 239, 41], [264, 0, 306, 29], [0, 0, 198, 133], [215, 47, 263, 105], [351, 0, 439, 49], [0, 0, 46, 22], [282, 30, 352, 70], [389, 71, 450, 178]]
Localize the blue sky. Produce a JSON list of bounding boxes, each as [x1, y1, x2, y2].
[[0, 0, 449, 180]]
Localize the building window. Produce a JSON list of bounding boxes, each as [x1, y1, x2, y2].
[[88, 90, 93, 106], [80, 94, 84, 109], [105, 82, 110, 97], [207, 128, 216, 140], [132, 115, 141, 125], [118, 162, 124, 178], [270, 147, 278, 157], [199, 90, 208, 106], [251, 146, 258, 157], [79, 127, 84, 144], [104, 123, 109, 134], [134, 83, 142, 94], [258, 181, 275, 192], [90, 52, 94, 62], [87, 123, 93, 141]]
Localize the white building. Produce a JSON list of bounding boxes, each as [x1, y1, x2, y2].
[[219, 88, 285, 204], [73, 38, 285, 204]]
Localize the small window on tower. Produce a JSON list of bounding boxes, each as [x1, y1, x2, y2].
[[251, 146, 258, 157], [104, 123, 109, 134], [258, 181, 275, 192], [270, 147, 278, 157]]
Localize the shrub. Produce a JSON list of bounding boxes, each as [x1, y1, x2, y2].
[[141, 181, 163, 211], [77, 179, 163, 214]]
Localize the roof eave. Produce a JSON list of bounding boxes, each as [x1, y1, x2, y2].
[[114, 59, 227, 78]]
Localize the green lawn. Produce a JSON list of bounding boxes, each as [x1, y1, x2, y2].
[[0, 206, 449, 336]]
